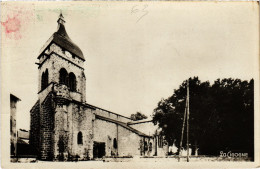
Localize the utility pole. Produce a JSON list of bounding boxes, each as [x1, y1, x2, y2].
[[178, 96, 187, 162], [178, 79, 191, 162], [186, 80, 190, 162]]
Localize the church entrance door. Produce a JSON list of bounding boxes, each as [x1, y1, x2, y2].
[[93, 142, 106, 159]]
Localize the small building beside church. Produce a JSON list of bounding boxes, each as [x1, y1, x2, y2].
[[10, 94, 21, 157], [29, 13, 168, 161]]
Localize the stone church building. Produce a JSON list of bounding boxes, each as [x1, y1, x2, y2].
[[30, 13, 168, 161]]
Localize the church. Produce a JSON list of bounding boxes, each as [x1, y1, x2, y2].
[[29, 13, 168, 161]]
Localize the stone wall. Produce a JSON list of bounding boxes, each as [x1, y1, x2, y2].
[[29, 101, 40, 155], [93, 119, 118, 157], [93, 117, 154, 157], [39, 93, 55, 160], [10, 98, 17, 155], [69, 105, 94, 160], [117, 126, 141, 157], [53, 103, 68, 160], [52, 101, 94, 161]]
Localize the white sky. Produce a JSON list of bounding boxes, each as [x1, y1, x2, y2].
[[1, 2, 259, 131]]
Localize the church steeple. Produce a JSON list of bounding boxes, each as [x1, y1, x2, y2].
[[38, 13, 85, 61], [57, 12, 65, 28]]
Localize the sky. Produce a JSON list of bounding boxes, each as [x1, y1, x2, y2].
[[1, 2, 259, 131]]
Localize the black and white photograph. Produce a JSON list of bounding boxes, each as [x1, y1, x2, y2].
[[1, 1, 259, 168]]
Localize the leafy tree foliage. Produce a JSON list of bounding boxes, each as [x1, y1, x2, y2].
[[153, 77, 254, 157], [130, 112, 148, 121]]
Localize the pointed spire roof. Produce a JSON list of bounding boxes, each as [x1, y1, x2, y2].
[[57, 12, 65, 25], [38, 13, 85, 61]]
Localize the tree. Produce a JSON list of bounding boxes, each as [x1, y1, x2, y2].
[[130, 112, 148, 121], [153, 77, 254, 157]]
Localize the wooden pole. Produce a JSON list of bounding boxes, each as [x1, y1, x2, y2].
[[16, 130, 18, 161], [186, 80, 190, 162], [178, 92, 188, 162]]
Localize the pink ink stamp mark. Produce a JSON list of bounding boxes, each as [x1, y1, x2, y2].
[[1, 15, 22, 40]]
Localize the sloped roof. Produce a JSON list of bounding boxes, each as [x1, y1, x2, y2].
[[30, 100, 39, 113], [38, 16, 85, 61], [52, 24, 84, 60], [10, 94, 21, 101], [96, 114, 152, 138], [127, 119, 153, 125], [84, 102, 132, 120], [17, 137, 29, 145], [18, 129, 29, 140]]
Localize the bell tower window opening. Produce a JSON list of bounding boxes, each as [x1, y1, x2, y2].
[[45, 69, 49, 87], [69, 72, 76, 91], [59, 68, 68, 86], [41, 69, 49, 90], [41, 72, 45, 90]]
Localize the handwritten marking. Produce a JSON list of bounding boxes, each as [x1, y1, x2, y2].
[[131, 4, 149, 23]]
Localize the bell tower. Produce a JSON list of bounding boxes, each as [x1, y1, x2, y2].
[[32, 13, 87, 160], [37, 12, 86, 103]]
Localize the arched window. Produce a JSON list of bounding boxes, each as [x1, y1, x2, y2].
[[41, 72, 45, 90], [59, 68, 68, 86], [45, 69, 49, 87], [68, 72, 76, 91], [41, 69, 49, 90], [77, 132, 83, 144], [113, 138, 117, 149]]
